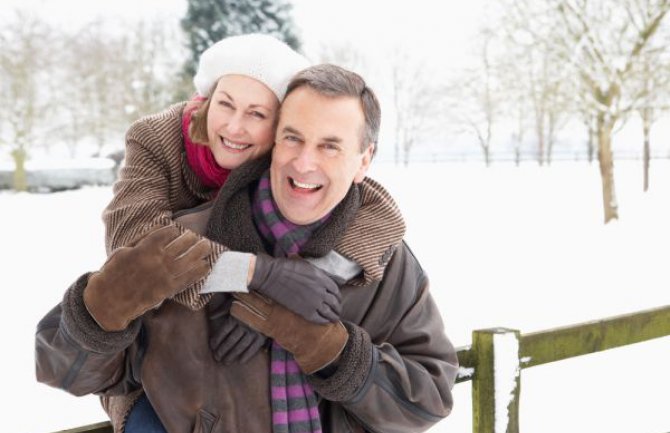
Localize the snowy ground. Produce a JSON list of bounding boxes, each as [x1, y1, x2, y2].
[[2, 159, 668, 433]]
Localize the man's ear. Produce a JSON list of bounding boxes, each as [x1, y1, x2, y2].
[[354, 143, 375, 184]]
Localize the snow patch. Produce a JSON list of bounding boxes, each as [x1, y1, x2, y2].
[[458, 366, 475, 379], [494, 331, 520, 433]]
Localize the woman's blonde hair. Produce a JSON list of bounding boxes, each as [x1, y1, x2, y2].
[[188, 81, 218, 145]]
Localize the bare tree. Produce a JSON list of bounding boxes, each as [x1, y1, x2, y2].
[[118, 20, 188, 123], [504, 0, 670, 222], [316, 42, 368, 73], [555, 0, 670, 222], [498, 0, 575, 166], [0, 11, 53, 191], [53, 19, 187, 158], [447, 31, 500, 166], [632, 47, 670, 191]]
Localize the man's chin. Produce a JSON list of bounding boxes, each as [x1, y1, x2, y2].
[[280, 205, 329, 226]]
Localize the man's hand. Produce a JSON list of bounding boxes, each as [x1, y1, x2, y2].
[[230, 292, 348, 375], [249, 253, 341, 324], [206, 294, 267, 363], [84, 225, 211, 332]]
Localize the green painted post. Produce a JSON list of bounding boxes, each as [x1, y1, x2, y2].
[[472, 328, 521, 433]]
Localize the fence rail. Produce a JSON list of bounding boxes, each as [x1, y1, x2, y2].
[[51, 305, 670, 433]]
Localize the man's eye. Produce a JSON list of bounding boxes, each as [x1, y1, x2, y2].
[[250, 111, 266, 119]]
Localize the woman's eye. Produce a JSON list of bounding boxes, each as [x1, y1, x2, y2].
[[218, 100, 234, 108], [251, 111, 266, 119]]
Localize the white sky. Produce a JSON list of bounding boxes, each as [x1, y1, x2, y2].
[[1, 0, 486, 68]]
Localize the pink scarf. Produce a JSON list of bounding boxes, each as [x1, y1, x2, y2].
[[182, 98, 230, 189]]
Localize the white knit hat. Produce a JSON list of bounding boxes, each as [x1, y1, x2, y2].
[[193, 33, 311, 101]]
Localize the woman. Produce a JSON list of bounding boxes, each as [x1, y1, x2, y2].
[[104, 33, 307, 310], [101, 34, 339, 433]]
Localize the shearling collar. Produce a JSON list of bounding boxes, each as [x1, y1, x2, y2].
[[206, 155, 405, 284]]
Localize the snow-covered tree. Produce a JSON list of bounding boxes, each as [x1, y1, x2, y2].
[[500, 0, 670, 222], [631, 46, 670, 191], [0, 11, 53, 191], [498, 1, 574, 166], [447, 30, 502, 166], [387, 50, 441, 166], [180, 0, 302, 76]]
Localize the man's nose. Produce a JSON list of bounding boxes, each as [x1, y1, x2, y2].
[[292, 146, 318, 173]]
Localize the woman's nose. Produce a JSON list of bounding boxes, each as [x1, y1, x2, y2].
[[225, 113, 245, 136]]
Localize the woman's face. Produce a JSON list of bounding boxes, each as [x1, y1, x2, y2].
[[206, 74, 279, 169]]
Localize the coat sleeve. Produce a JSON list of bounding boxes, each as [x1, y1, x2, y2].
[[102, 116, 226, 299], [35, 273, 143, 397], [309, 243, 458, 433]]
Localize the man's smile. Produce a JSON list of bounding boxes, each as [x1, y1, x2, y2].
[[288, 177, 323, 192]]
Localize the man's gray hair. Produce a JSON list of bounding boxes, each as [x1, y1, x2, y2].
[[284, 64, 380, 154]]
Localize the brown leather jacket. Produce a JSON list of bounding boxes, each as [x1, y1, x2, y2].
[[35, 158, 458, 433]]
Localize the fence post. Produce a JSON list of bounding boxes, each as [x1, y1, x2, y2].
[[472, 328, 521, 433]]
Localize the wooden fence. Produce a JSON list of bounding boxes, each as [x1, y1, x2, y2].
[[52, 305, 670, 433]]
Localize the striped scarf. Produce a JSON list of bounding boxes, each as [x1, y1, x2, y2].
[[252, 170, 328, 433]]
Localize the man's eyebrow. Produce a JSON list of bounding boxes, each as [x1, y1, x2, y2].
[[281, 126, 342, 143], [322, 136, 342, 143], [282, 126, 303, 136]]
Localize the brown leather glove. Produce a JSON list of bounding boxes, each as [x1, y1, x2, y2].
[[230, 292, 348, 374], [84, 225, 212, 331]]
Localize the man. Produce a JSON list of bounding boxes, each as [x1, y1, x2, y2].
[[36, 64, 458, 433]]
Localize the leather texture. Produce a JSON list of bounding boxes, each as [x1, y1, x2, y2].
[[231, 291, 348, 374]]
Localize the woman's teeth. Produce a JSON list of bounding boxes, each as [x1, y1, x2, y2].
[[222, 138, 251, 150]]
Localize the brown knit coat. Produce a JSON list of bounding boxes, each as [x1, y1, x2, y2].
[[103, 102, 223, 311]]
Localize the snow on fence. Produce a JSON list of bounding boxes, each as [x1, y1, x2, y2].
[[458, 304, 670, 433], [50, 305, 670, 433]]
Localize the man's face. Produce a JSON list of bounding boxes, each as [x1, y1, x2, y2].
[[270, 86, 374, 225]]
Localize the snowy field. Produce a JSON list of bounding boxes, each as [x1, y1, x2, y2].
[[2, 159, 668, 433]]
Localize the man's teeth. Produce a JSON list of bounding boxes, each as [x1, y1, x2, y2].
[[222, 138, 251, 150], [292, 178, 321, 190]]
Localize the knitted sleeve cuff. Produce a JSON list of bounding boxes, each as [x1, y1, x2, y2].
[[307, 321, 374, 402], [61, 273, 141, 354], [200, 251, 252, 294]]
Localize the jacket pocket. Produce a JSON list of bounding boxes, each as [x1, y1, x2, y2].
[[192, 409, 220, 433]]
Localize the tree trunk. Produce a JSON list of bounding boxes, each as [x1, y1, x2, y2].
[[394, 124, 401, 165], [642, 108, 651, 192], [547, 112, 556, 166], [536, 118, 545, 166], [11, 148, 28, 192], [514, 146, 520, 167], [587, 122, 595, 164], [597, 114, 618, 223], [403, 142, 410, 167]]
